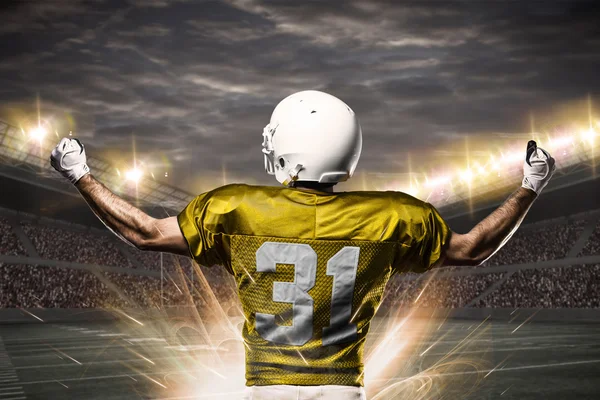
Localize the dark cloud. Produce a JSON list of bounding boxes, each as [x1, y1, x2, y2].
[[0, 0, 598, 193]]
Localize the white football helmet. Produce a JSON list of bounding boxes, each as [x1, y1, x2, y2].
[[262, 90, 362, 186]]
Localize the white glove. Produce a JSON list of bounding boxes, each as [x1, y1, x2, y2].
[[50, 138, 90, 184], [522, 140, 555, 195]]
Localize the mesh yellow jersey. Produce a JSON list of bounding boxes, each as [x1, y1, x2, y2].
[[178, 183, 450, 387]]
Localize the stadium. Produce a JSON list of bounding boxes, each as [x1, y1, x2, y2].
[[1, 1, 600, 399], [1, 107, 600, 400]]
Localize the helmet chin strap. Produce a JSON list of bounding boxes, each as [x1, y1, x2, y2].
[[282, 163, 304, 186]]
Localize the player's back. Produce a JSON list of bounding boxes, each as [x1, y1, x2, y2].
[[177, 184, 449, 386]]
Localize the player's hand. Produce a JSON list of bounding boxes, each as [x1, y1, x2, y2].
[[50, 138, 90, 184], [522, 140, 555, 195]]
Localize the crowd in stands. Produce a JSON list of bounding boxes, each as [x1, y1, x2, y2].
[[123, 248, 193, 272], [475, 264, 600, 308], [0, 263, 237, 313], [382, 272, 504, 309], [3, 215, 594, 271], [579, 220, 600, 256], [1, 214, 600, 310], [481, 218, 586, 266], [0, 217, 26, 256], [21, 223, 135, 268]]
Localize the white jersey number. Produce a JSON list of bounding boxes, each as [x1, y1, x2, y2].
[[255, 242, 359, 346]]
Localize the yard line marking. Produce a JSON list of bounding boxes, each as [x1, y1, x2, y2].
[[0, 337, 25, 400]]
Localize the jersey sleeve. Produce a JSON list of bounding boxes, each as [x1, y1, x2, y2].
[[393, 200, 451, 274], [177, 190, 228, 268]]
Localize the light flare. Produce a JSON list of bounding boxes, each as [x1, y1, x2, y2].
[[114, 309, 144, 326], [144, 374, 168, 389], [125, 167, 143, 183], [19, 308, 44, 322], [580, 128, 597, 145], [548, 135, 575, 149], [423, 175, 451, 188], [29, 125, 47, 142], [511, 309, 540, 334], [459, 168, 473, 183]]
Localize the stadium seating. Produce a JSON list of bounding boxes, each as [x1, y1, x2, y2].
[[0, 263, 230, 310], [0, 217, 26, 256], [579, 220, 600, 256], [1, 211, 599, 309], [383, 273, 504, 308], [21, 222, 134, 268], [474, 264, 600, 308], [482, 219, 586, 266]]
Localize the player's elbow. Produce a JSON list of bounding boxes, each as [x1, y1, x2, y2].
[[133, 234, 166, 252], [442, 251, 485, 267], [127, 231, 153, 251], [131, 216, 186, 255], [442, 232, 487, 267], [132, 237, 152, 251], [462, 253, 487, 267], [132, 217, 162, 251]]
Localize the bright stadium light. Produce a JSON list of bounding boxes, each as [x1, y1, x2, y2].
[[424, 175, 451, 188], [405, 186, 419, 197], [459, 168, 474, 184], [473, 161, 487, 176], [548, 135, 575, 150], [501, 150, 524, 164], [29, 125, 47, 142], [580, 128, 597, 145], [125, 167, 143, 183]]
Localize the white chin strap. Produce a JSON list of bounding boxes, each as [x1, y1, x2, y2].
[[282, 163, 304, 186]]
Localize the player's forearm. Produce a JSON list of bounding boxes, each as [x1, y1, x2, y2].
[[466, 187, 537, 264], [75, 174, 158, 249]]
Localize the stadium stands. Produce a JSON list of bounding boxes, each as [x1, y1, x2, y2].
[[384, 273, 505, 308], [1, 209, 599, 310], [0, 263, 222, 309], [579, 220, 600, 256], [474, 264, 600, 308], [0, 217, 26, 256], [482, 219, 587, 266], [21, 222, 135, 268]]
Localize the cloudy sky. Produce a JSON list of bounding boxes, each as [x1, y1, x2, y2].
[[0, 0, 598, 193]]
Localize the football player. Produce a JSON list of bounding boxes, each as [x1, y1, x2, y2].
[[50, 90, 555, 400]]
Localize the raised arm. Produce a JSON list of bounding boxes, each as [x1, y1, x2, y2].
[[442, 141, 556, 267], [50, 138, 188, 256], [443, 187, 536, 266]]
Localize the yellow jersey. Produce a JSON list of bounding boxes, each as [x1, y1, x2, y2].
[[178, 183, 450, 386]]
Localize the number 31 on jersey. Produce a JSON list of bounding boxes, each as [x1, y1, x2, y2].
[[255, 242, 359, 347]]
